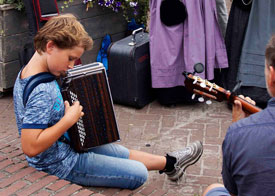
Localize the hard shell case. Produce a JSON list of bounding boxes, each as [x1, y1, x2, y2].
[[107, 28, 155, 108]]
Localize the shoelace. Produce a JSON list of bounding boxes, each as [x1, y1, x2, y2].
[[172, 147, 192, 160]]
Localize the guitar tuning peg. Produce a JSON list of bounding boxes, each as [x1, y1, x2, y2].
[[198, 97, 204, 102], [209, 84, 213, 92], [193, 76, 198, 84], [206, 100, 212, 105], [191, 94, 196, 100], [200, 81, 206, 88]]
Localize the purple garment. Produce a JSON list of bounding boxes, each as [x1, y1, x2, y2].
[[203, 0, 228, 73], [149, 0, 185, 88], [182, 0, 206, 77], [149, 0, 228, 88]]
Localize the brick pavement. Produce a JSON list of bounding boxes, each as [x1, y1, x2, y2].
[[0, 91, 233, 196]]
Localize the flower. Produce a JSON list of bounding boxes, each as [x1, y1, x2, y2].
[[83, 0, 149, 26]]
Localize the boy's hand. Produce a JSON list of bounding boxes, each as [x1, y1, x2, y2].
[[232, 95, 255, 122], [64, 100, 84, 126]]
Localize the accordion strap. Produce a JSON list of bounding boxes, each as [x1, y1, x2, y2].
[[23, 72, 55, 107], [22, 72, 71, 144]]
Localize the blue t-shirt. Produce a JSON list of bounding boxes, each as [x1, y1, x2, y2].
[[222, 97, 275, 196], [13, 71, 78, 178]]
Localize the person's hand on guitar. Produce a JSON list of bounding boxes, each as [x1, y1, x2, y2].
[[232, 95, 256, 122]]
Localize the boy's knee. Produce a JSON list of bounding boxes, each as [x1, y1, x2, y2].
[[136, 161, 149, 182], [128, 162, 148, 190]]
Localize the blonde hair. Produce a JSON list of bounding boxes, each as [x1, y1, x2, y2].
[[34, 14, 93, 54]]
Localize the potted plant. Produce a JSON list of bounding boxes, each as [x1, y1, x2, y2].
[[83, 0, 149, 28]]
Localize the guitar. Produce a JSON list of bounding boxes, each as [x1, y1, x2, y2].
[[184, 73, 262, 114]]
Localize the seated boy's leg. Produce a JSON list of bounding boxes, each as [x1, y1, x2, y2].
[[64, 151, 148, 190], [88, 143, 130, 159], [203, 184, 230, 196]]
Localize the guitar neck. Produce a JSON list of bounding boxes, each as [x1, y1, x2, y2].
[[228, 94, 262, 114]]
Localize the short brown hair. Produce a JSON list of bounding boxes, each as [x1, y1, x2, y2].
[[34, 14, 93, 54], [266, 34, 275, 68]]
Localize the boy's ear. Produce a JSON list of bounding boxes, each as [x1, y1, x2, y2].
[[45, 41, 55, 53]]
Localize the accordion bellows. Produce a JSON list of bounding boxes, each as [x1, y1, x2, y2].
[[61, 62, 120, 152]]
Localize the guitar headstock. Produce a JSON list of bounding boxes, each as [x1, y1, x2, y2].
[[182, 64, 261, 114], [184, 74, 229, 103]]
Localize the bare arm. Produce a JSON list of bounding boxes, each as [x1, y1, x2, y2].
[[21, 101, 83, 157]]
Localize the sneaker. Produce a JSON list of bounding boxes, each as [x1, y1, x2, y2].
[[165, 140, 203, 181]]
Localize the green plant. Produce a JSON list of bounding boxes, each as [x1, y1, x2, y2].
[[0, 0, 24, 11], [60, 0, 74, 11], [83, 0, 149, 25], [137, 0, 149, 26]]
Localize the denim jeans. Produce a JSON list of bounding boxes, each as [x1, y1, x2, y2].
[[205, 187, 230, 196], [64, 143, 148, 190]]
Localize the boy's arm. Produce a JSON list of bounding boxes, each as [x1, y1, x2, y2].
[[21, 101, 83, 157]]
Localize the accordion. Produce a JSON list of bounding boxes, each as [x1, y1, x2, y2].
[[61, 62, 120, 152]]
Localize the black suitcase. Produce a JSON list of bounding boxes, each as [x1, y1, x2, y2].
[[107, 28, 155, 108]]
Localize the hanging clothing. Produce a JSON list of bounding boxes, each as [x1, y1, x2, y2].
[[237, 0, 275, 88], [202, 0, 228, 78], [215, 0, 228, 38], [181, 0, 206, 80], [149, 0, 228, 88], [149, 0, 185, 88], [182, 0, 228, 80], [222, 0, 270, 106], [223, 0, 252, 91]]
